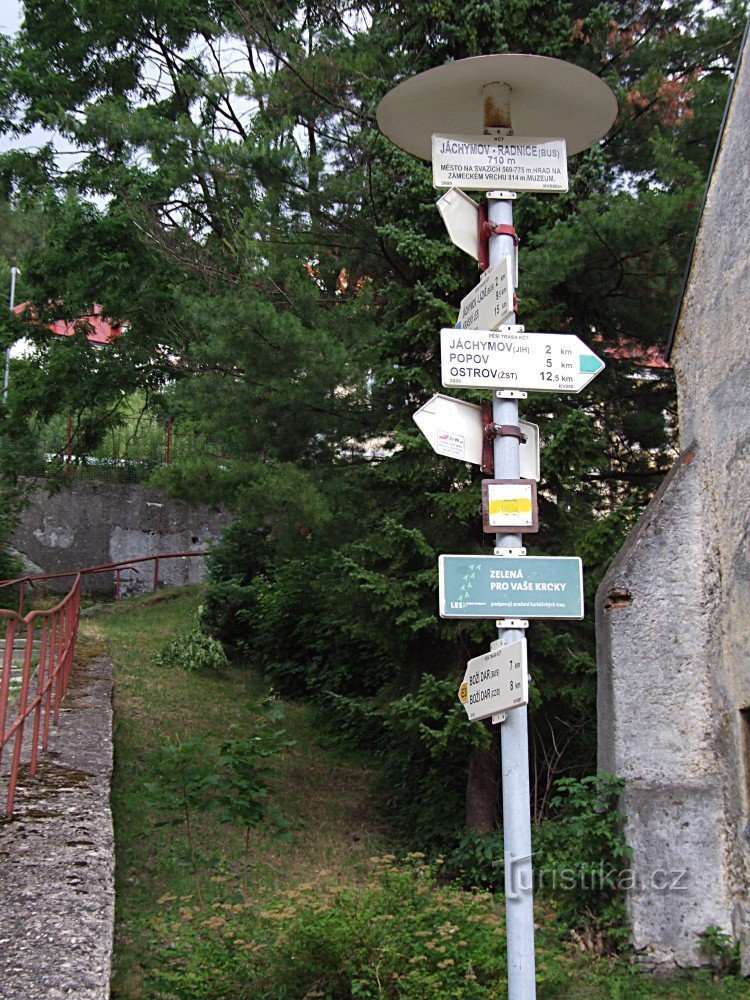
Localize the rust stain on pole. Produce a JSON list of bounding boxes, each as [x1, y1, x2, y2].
[[484, 94, 511, 129], [483, 82, 512, 131]]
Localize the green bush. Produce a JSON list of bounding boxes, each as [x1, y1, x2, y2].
[[205, 518, 270, 587], [533, 773, 631, 947], [698, 925, 741, 976], [245, 519, 445, 699], [444, 774, 632, 951], [257, 860, 505, 998], [200, 520, 270, 646], [199, 579, 258, 648], [155, 626, 230, 672], [443, 831, 505, 890], [146, 859, 508, 999], [375, 675, 490, 849]]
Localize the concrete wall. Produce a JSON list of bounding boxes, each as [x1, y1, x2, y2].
[[11, 481, 233, 594], [597, 29, 750, 973]]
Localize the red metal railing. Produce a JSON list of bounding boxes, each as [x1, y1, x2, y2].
[[0, 577, 81, 817], [0, 551, 208, 817]]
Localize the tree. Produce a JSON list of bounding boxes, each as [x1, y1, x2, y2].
[[0, 0, 745, 838]]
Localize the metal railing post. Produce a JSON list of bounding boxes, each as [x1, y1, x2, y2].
[[41, 615, 57, 751], [52, 607, 65, 724], [6, 621, 36, 815], [29, 618, 49, 776]]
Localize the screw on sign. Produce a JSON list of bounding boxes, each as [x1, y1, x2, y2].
[[377, 53, 617, 1000]]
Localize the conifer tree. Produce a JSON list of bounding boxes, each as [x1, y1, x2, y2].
[[0, 0, 745, 831]]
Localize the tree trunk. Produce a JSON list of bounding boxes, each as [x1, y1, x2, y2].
[[465, 720, 499, 833]]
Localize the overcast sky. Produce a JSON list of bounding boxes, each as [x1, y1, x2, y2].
[[0, 0, 20, 37], [0, 1, 85, 164]]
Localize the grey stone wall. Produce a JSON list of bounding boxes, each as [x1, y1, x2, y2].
[[597, 446, 735, 968], [597, 27, 750, 974], [11, 481, 233, 594]]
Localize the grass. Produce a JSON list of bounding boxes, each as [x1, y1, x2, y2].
[[79, 587, 748, 999], [81, 586, 390, 997]]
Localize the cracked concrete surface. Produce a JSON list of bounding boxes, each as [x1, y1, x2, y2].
[[0, 654, 114, 999]]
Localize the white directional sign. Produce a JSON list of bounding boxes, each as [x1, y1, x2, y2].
[[436, 187, 480, 260], [412, 393, 540, 480], [441, 327, 604, 393], [458, 257, 513, 330], [432, 134, 568, 192], [458, 638, 528, 721]]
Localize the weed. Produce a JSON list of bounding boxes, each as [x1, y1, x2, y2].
[[155, 625, 229, 672], [143, 699, 292, 904], [698, 925, 741, 976]]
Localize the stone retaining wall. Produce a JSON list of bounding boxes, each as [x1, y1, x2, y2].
[[12, 481, 232, 593]]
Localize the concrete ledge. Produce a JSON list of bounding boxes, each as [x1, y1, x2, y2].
[[0, 654, 114, 999]]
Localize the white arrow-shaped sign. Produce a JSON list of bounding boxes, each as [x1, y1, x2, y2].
[[412, 393, 540, 480], [436, 187, 480, 259], [441, 326, 604, 393], [458, 256, 513, 331], [458, 637, 528, 721]]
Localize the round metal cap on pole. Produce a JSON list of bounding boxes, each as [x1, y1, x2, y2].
[[377, 53, 616, 1000], [376, 53, 617, 158]]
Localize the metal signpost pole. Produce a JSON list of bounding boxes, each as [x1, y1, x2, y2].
[[4, 266, 19, 401], [484, 80, 536, 997], [488, 192, 536, 998]]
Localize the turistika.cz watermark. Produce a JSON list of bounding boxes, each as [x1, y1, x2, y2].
[[499, 855, 688, 900]]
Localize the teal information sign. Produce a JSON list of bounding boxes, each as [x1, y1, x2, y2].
[[439, 555, 584, 620]]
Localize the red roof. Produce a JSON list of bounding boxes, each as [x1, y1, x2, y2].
[[605, 341, 671, 370], [13, 303, 126, 345], [594, 332, 671, 370]]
